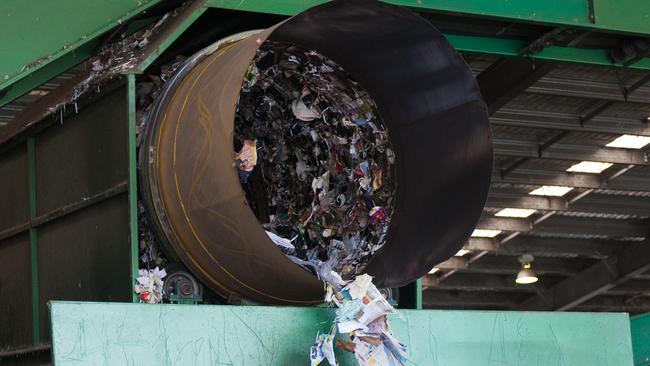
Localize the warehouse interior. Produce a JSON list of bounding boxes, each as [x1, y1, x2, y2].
[[1, 1, 650, 365]]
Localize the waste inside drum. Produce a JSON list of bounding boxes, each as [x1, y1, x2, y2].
[[234, 41, 396, 283]]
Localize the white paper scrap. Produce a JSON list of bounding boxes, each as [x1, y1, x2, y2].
[[265, 231, 295, 250]]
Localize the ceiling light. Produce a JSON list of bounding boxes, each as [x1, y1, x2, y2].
[[566, 161, 613, 174], [606, 134, 650, 149], [529, 185, 573, 197], [515, 254, 538, 284], [471, 229, 502, 238], [455, 249, 470, 256], [495, 208, 536, 218], [428, 267, 440, 274]]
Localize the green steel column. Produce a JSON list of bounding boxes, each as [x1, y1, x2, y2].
[[415, 277, 423, 310], [27, 137, 40, 345], [127, 74, 139, 303]]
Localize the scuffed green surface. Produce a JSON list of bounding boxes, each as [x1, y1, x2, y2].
[[593, 0, 650, 36], [51, 301, 634, 365]]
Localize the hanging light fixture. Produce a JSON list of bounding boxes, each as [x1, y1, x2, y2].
[[515, 254, 538, 284]]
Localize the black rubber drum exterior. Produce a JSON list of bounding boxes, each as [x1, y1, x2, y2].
[[140, 0, 493, 305]]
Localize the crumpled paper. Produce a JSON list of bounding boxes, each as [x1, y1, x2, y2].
[[312, 274, 408, 366], [134, 267, 167, 303]]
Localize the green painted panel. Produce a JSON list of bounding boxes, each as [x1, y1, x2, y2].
[[51, 301, 634, 365], [202, 1, 650, 71], [631, 313, 650, 366], [207, 0, 590, 22], [593, 0, 650, 36], [207, 0, 650, 35], [447, 34, 650, 70], [0, 0, 162, 91], [126, 74, 139, 303]]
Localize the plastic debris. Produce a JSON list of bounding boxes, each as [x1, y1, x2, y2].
[[134, 267, 167, 304]]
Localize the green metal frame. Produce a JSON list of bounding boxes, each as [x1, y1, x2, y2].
[[122, 1, 208, 303], [0, 0, 163, 96], [126, 75, 139, 303], [131, 3, 207, 74], [0, 18, 152, 109], [0, 42, 96, 108], [448, 33, 650, 70], [3, 0, 650, 109], [206, 0, 650, 36]]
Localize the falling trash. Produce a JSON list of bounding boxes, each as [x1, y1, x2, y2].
[[233, 42, 406, 365], [311, 274, 408, 366]]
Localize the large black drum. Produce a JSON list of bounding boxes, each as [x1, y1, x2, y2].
[[140, 0, 492, 305]]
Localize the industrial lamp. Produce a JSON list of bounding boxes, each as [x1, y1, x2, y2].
[[515, 254, 538, 284]]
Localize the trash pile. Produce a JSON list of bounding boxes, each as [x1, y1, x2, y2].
[[310, 275, 408, 366], [134, 267, 167, 304], [234, 42, 406, 365], [234, 41, 395, 281]]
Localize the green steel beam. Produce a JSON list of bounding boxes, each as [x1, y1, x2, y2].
[[27, 137, 40, 345], [202, 1, 650, 70], [592, 0, 650, 36], [126, 74, 139, 303], [447, 34, 650, 70], [415, 277, 423, 310], [131, 1, 207, 74], [206, 0, 588, 22], [0, 41, 95, 108], [0, 17, 153, 109], [206, 0, 650, 36], [0, 0, 163, 94]]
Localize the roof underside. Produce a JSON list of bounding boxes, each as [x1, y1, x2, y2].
[[429, 52, 650, 314]]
